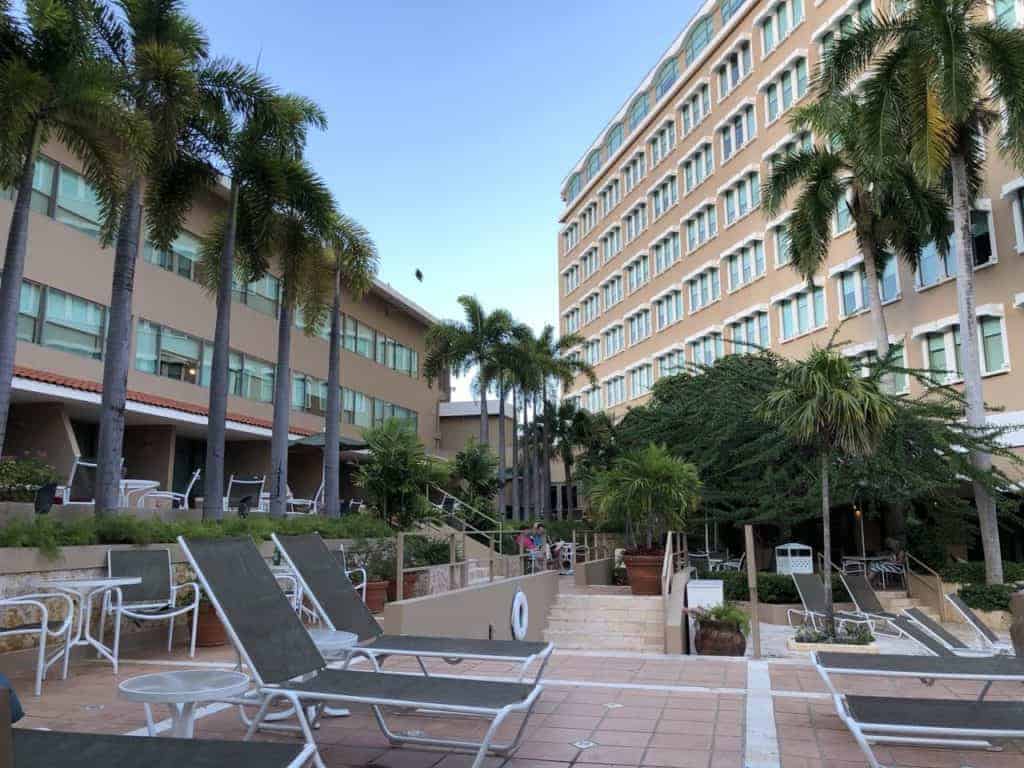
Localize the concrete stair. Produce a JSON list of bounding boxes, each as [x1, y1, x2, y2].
[[543, 593, 664, 653], [876, 591, 941, 622]]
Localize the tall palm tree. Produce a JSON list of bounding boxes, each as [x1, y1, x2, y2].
[[758, 345, 896, 633], [551, 399, 593, 491], [0, 0, 137, 458], [241, 165, 334, 518], [92, 0, 268, 512], [509, 325, 540, 519], [422, 297, 513, 444], [323, 214, 377, 517], [821, 0, 1024, 584], [763, 92, 950, 360], [198, 92, 326, 520]]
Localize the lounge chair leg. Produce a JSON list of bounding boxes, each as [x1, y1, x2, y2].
[[188, 603, 198, 658], [244, 694, 274, 740], [35, 628, 45, 696], [167, 616, 174, 653], [282, 693, 324, 768], [416, 656, 431, 677]]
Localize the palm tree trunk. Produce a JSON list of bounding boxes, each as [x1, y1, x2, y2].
[[496, 377, 506, 518], [524, 394, 534, 518], [0, 123, 42, 458], [540, 393, 551, 520], [820, 452, 835, 636], [269, 295, 293, 518], [534, 389, 544, 519], [511, 387, 520, 519], [479, 380, 489, 444], [202, 178, 240, 521], [95, 177, 143, 514], [860, 240, 890, 359], [323, 260, 342, 517], [950, 153, 1003, 585]]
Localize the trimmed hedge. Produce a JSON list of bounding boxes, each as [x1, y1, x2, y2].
[[0, 457, 61, 502], [939, 561, 1024, 585], [0, 513, 395, 558], [697, 570, 850, 605], [958, 583, 1015, 612]]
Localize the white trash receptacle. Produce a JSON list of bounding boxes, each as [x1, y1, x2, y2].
[[775, 543, 813, 574]]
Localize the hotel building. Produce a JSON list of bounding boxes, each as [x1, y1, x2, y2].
[[0, 139, 447, 502], [556, 0, 1024, 449]]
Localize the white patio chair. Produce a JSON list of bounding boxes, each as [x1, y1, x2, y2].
[[223, 475, 265, 515], [137, 468, 201, 510], [0, 593, 74, 695], [61, 457, 97, 506], [97, 549, 200, 664], [718, 553, 746, 572]]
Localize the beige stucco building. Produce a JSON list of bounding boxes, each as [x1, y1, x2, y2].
[[555, 0, 1024, 468], [1, 140, 448, 502]]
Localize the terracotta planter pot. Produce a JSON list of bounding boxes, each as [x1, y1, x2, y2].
[[387, 572, 420, 602], [365, 580, 388, 613], [196, 602, 228, 647], [623, 552, 664, 595], [695, 620, 746, 656]]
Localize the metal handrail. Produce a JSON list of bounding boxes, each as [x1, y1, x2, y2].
[[905, 551, 951, 622], [424, 484, 506, 556]]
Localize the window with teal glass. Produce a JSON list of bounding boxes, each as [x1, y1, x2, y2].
[[721, 0, 745, 23], [6, 156, 57, 215], [566, 173, 581, 202], [981, 317, 1007, 372], [16, 281, 41, 342], [655, 59, 678, 100], [42, 286, 105, 359], [606, 123, 624, 156], [144, 230, 201, 281], [55, 167, 103, 238], [585, 150, 601, 181], [242, 357, 274, 402], [685, 17, 715, 65], [628, 94, 649, 131]]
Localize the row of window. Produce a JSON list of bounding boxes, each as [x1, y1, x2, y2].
[[295, 311, 421, 378], [291, 373, 418, 429]]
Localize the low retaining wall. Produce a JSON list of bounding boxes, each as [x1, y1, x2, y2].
[[736, 601, 858, 626], [381, 570, 560, 643], [574, 557, 614, 587]]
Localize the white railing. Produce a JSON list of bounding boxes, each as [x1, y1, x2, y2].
[[662, 531, 687, 596]]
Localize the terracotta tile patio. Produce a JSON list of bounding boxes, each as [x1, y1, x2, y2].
[[4, 642, 1023, 767]]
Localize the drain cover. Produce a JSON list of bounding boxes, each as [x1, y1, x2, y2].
[[572, 739, 597, 749]]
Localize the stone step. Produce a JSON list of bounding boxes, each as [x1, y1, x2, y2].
[[551, 595, 661, 611], [546, 607, 664, 622], [543, 628, 663, 651]]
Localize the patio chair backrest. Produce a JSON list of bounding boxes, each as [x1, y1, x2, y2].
[[67, 458, 97, 503], [275, 534, 383, 641], [904, 607, 969, 650], [183, 467, 201, 502], [108, 549, 171, 605], [842, 573, 886, 614], [180, 536, 323, 685], [947, 593, 1001, 644], [226, 475, 264, 507], [792, 573, 829, 614]]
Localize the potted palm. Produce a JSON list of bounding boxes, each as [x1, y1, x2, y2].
[[691, 603, 749, 656], [588, 444, 700, 595], [359, 548, 393, 613]]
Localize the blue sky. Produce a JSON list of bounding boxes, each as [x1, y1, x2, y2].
[[188, 0, 700, 396]]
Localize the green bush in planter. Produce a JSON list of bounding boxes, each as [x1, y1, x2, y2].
[[0, 458, 60, 502], [958, 583, 1015, 612], [940, 561, 1024, 585], [695, 570, 850, 604]]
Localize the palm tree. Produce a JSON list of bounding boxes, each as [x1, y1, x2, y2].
[[821, 0, 1024, 584], [198, 92, 326, 520], [758, 345, 896, 633], [92, 0, 269, 512], [422, 297, 514, 445], [0, 0, 138, 458], [763, 92, 950, 360], [551, 400, 593, 491], [509, 326, 540, 519], [246, 166, 335, 518], [322, 214, 377, 517]]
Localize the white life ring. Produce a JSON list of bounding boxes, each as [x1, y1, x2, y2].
[[510, 590, 529, 640]]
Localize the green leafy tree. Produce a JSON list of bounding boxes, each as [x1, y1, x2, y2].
[[821, 0, 1024, 584], [0, 0, 139, 458], [356, 418, 433, 529], [322, 214, 377, 517], [550, 399, 594, 489], [589, 443, 700, 551], [92, 0, 269, 512], [198, 92, 327, 519], [450, 438, 500, 514], [423, 297, 513, 444], [758, 345, 896, 633]]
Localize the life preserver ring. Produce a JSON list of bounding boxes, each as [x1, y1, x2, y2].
[[511, 590, 529, 640]]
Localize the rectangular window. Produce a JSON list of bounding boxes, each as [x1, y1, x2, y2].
[[55, 167, 102, 239], [981, 317, 1007, 373], [927, 333, 948, 377], [880, 255, 899, 301], [144, 230, 202, 281], [242, 357, 275, 403], [767, 85, 779, 122], [135, 320, 202, 384], [41, 287, 105, 359], [16, 281, 41, 342], [8, 156, 57, 215]]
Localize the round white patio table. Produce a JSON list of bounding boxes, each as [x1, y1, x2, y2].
[[119, 669, 250, 738], [33, 576, 141, 672]]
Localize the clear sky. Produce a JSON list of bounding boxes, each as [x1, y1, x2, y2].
[[186, 0, 701, 397]]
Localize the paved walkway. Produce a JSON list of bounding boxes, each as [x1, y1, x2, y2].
[[6, 639, 1024, 767]]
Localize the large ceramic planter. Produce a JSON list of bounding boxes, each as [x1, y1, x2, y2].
[[365, 580, 389, 613], [623, 552, 663, 596], [695, 619, 746, 656], [196, 602, 227, 647], [387, 572, 420, 602]]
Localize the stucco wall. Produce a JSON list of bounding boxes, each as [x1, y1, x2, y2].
[[381, 570, 559, 643], [574, 556, 614, 587]]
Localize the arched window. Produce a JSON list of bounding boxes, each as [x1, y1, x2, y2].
[[585, 150, 601, 181], [720, 0, 745, 24], [655, 59, 679, 100], [566, 173, 581, 202], [606, 123, 624, 156], [628, 94, 649, 131], [684, 16, 715, 65]]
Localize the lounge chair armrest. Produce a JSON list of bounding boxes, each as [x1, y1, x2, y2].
[[347, 567, 367, 600]]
